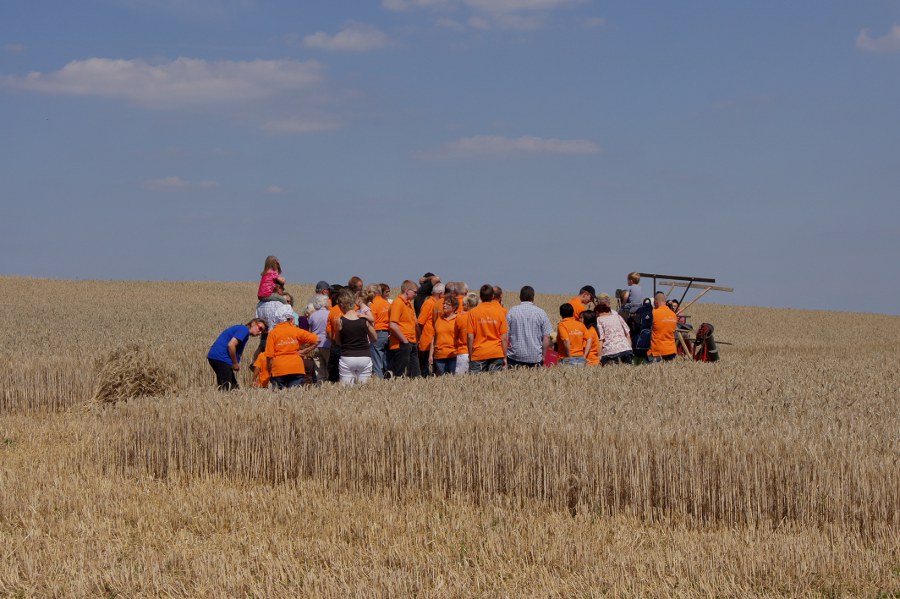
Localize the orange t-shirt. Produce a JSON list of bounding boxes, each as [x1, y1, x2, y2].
[[492, 300, 508, 318], [650, 305, 678, 356], [389, 295, 417, 350], [455, 311, 470, 355], [432, 315, 458, 359], [568, 296, 587, 316], [557, 317, 587, 358], [370, 295, 391, 332], [265, 322, 319, 377], [417, 296, 440, 352], [585, 327, 600, 366], [325, 304, 344, 341], [467, 302, 509, 361], [252, 352, 270, 388]]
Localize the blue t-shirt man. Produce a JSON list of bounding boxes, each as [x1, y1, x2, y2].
[[207, 324, 251, 365]]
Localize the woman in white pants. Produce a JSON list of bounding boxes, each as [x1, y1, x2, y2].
[[454, 292, 479, 374], [333, 289, 377, 385]]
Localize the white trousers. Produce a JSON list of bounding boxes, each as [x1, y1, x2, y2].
[[454, 353, 470, 375], [339, 356, 373, 385]]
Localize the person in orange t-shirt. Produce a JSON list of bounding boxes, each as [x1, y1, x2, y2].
[[324, 284, 346, 383], [466, 285, 508, 373], [367, 284, 391, 378], [265, 306, 319, 389], [568, 285, 595, 317], [557, 302, 590, 366], [388, 280, 420, 377], [454, 292, 477, 374], [417, 283, 445, 376], [580, 310, 601, 366], [252, 351, 270, 388], [430, 294, 459, 376], [649, 292, 678, 362]]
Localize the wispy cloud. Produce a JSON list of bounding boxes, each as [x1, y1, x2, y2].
[[304, 22, 393, 52], [384, 0, 584, 30], [260, 116, 341, 135], [856, 25, 900, 53], [142, 176, 220, 191], [2, 57, 324, 108], [2, 43, 25, 54], [420, 135, 600, 159], [265, 185, 284, 194]]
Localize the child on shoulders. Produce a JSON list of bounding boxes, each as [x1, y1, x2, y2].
[[258, 255, 287, 303]]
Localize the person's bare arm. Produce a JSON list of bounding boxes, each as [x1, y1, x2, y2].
[[227, 337, 241, 371], [501, 333, 508, 366], [366, 322, 377, 342], [333, 319, 342, 347], [583, 338, 592, 361], [467, 333, 474, 357]]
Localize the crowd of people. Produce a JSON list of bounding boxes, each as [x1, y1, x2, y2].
[[206, 257, 690, 390]]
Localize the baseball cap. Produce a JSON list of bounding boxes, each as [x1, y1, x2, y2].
[[579, 285, 596, 298], [315, 280, 330, 291]]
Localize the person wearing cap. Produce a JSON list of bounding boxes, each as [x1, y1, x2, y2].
[[315, 280, 331, 307], [595, 293, 633, 365], [568, 285, 596, 317], [207, 318, 267, 390], [307, 294, 331, 383], [506, 286, 552, 368]]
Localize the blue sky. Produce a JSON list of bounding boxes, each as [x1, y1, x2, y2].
[[1, 0, 898, 314]]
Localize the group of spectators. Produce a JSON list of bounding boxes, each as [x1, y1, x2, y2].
[[206, 261, 683, 390]]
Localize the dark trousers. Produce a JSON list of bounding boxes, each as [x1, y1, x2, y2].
[[389, 343, 420, 377], [507, 358, 541, 368], [327, 344, 341, 383], [271, 374, 304, 389], [418, 349, 431, 377], [208, 358, 238, 391], [469, 358, 505, 373]]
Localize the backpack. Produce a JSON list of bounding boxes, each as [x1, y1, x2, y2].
[[694, 322, 719, 362], [633, 298, 654, 351]]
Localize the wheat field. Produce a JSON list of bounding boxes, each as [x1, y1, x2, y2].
[[1, 276, 898, 597]]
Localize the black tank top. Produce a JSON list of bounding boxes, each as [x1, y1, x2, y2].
[[340, 317, 371, 357]]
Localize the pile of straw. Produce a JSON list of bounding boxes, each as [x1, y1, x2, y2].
[[91, 345, 180, 405]]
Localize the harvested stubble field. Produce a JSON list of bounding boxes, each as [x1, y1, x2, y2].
[[1, 276, 898, 597]]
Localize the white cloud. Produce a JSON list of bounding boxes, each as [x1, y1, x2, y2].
[[265, 185, 284, 194], [143, 176, 220, 191], [856, 25, 900, 53], [260, 116, 341, 135], [385, 0, 583, 30], [3, 43, 25, 54], [2, 57, 325, 108], [421, 135, 600, 159], [383, 0, 448, 10], [304, 21, 393, 52]]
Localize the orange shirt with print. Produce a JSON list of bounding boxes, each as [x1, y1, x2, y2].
[[432, 315, 458, 359], [568, 296, 587, 316], [468, 302, 509, 361], [370, 295, 391, 332], [389, 295, 417, 350], [265, 322, 319, 377], [585, 327, 600, 365], [650, 305, 678, 356], [455, 311, 470, 355], [557, 317, 587, 358], [417, 296, 441, 352]]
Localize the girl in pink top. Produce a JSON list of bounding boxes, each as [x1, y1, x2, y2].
[[258, 255, 287, 303]]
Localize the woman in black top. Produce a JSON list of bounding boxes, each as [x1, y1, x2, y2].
[[333, 290, 377, 385]]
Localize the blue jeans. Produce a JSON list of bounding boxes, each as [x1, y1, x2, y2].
[[559, 356, 586, 366], [647, 354, 676, 364], [271, 374, 304, 389], [370, 330, 389, 378], [469, 358, 505, 373], [433, 357, 457, 376]]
